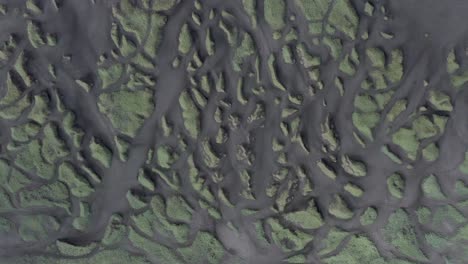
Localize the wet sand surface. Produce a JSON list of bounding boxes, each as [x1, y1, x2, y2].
[[0, 0, 468, 263]]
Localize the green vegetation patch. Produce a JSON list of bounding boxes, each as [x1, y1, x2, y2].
[[360, 207, 377, 225], [99, 88, 154, 137], [264, 0, 286, 31], [284, 199, 323, 229], [329, 194, 353, 219], [322, 235, 385, 264], [296, 0, 331, 21], [20, 181, 70, 211], [341, 155, 367, 177], [15, 140, 54, 180], [166, 195, 193, 222], [387, 173, 405, 199], [178, 232, 224, 264], [18, 214, 59, 242], [59, 162, 93, 198], [422, 174, 445, 199], [383, 209, 427, 261], [267, 218, 314, 251], [179, 91, 200, 138]]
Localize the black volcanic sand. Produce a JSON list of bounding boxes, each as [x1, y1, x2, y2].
[[0, 0, 467, 263]]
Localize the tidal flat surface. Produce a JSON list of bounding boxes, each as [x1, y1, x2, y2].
[[0, 0, 467, 263]]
